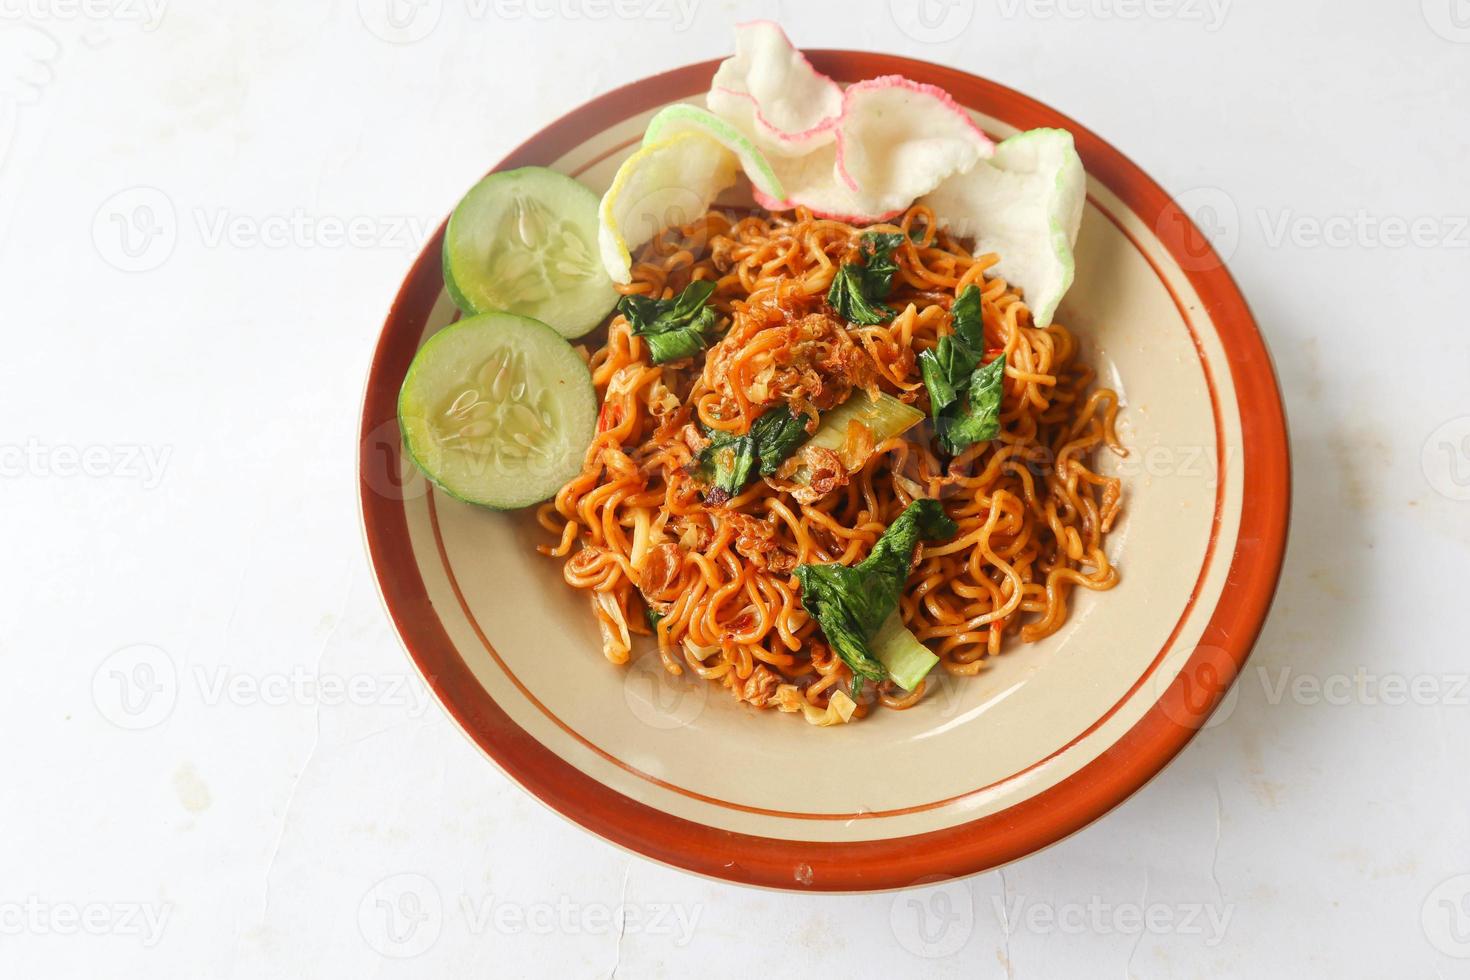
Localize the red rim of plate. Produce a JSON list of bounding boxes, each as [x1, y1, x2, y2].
[[357, 52, 1291, 892]]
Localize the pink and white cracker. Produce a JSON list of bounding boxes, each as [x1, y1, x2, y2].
[[706, 21, 842, 158], [707, 25, 994, 224]]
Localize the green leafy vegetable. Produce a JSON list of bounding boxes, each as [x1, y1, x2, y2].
[[918, 348, 959, 417], [646, 607, 665, 631], [917, 285, 982, 418], [917, 285, 1008, 455], [617, 279, 719, 363], [826, 231, 907, 325], [698, 405, 812, 503], [794, 499, 957, 687], [750, 407, 812, 477], [827, 264, 891, 326], [698, 429, 759, 503], [858, 231, 905, 300], [640, 328, 707, 364], [949, 279, 985, 350], [942, 353, 1006, 453]]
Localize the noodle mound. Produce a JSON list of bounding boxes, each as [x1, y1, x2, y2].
[[536, 205, 1124, 725]]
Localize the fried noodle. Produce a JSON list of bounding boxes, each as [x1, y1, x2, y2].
[[536, 204, 1124, 725]]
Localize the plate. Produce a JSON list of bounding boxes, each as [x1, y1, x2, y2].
[[358, 52, 1290, 892]]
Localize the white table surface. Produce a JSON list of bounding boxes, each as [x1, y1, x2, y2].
[[4, 0, 1468, 976]]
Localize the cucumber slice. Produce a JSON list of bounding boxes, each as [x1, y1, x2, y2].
[[397, 312, 596, 510], [443, 167, 618, 339]]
